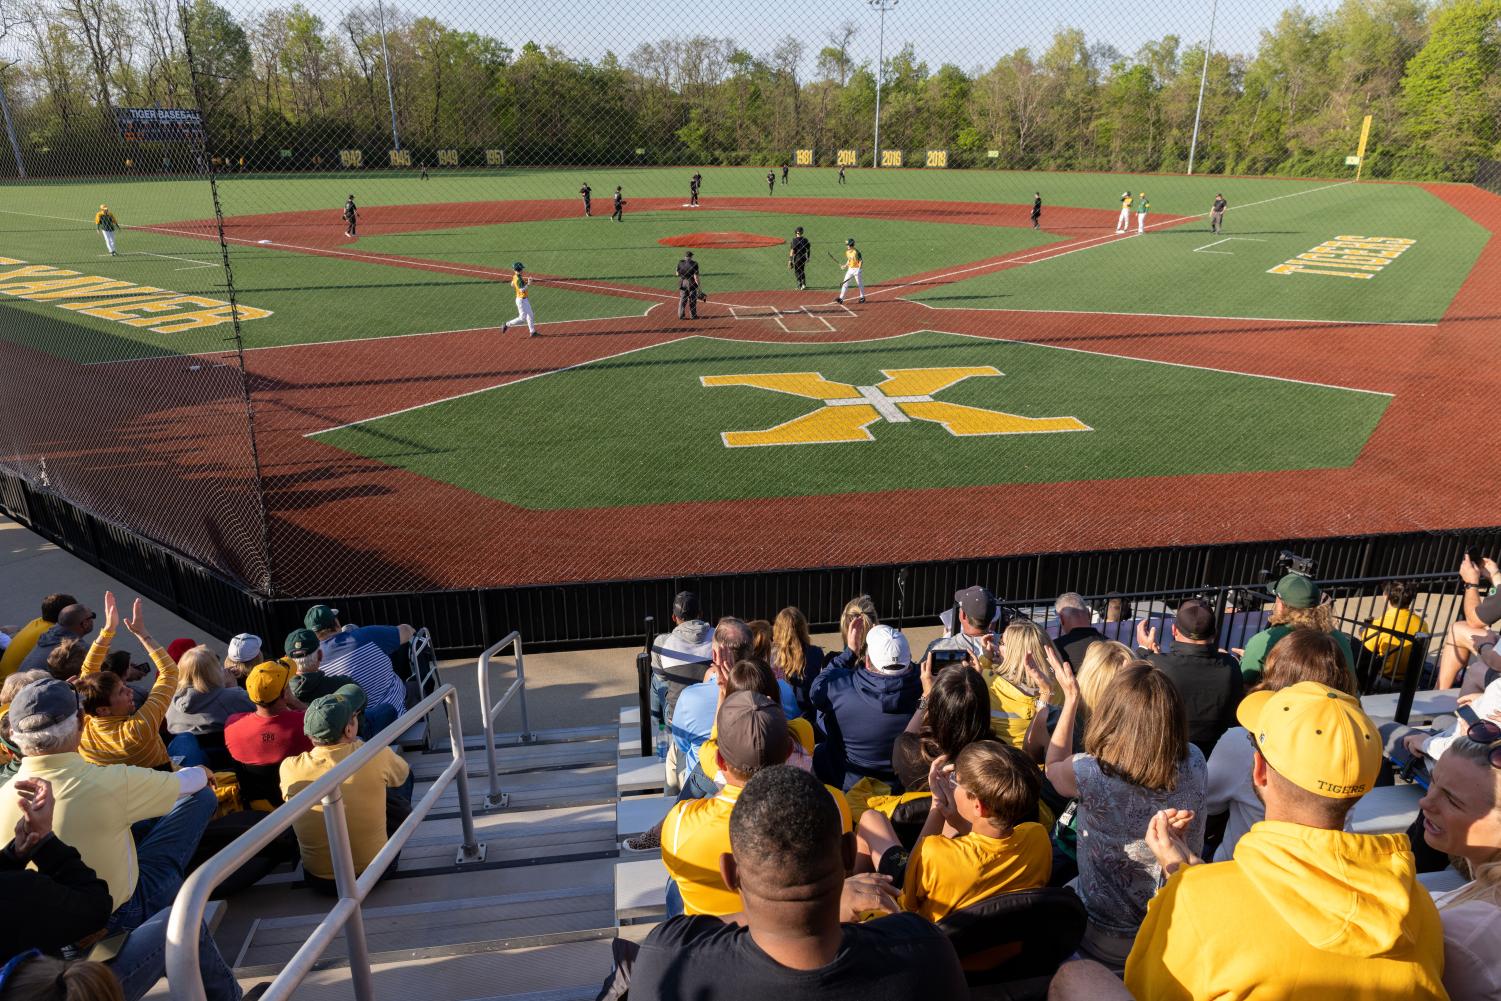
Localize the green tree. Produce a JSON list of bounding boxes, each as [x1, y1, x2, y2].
[[1399, 0, 1500, 177]]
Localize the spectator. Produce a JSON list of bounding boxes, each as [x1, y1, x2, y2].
[[44, 638, 87, 682], [0, 671, 48, 788], [649, 591, 715, 736], [0, 678, 217, 933], [856, 740, 1051, 922], [1438, 555, 1501, 691], [632, 765, 967, 998], [667, 618, 756, 789], [280, 691, 412, 896], [1415, 731, 1501, 1001], [0, 669, 48, 712], [662, 690, 851, 917], [984, 618, 1059, 753], [811, 625, 920, 790], [223, 633, 268, 687], [923, 585, 1003, 669], [823, 595, 879, 671], [1387, 666, 1501, 768], [166, 638, 197, 664], [1054, 592, 1105, 669], [0, 593, 75, 678], [225, 660, 311, 768], [16, 602, 93, 676], [747, 619, 773, 666], [1238, 573, 1356, 684], [167, 645, 254, 737], [1136, 600, 1244, 757], [1126, 682, 1446, 999], [1073, 639, 1134, 746], [0, 777, 260, 1001], [1045, 660, 1206, 970], [284, 629, 343, 705], [304, 605, 411, 730], [0, 954, 123, 1001], [892, 658, 991, 794], [771, 606, 824, 717], [1355, 580, 1430, 688], [1204, 629, 1354, 861], [72, 595, 176, 769]]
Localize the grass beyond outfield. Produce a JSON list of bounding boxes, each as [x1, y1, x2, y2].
[[314, 330, 1390, 510], [353, 208, 1057, 294], [912, 180, 1486, 324]]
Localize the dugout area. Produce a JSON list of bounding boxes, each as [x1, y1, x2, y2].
[[0, 167, 1496, 598]]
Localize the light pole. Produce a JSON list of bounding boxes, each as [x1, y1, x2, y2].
[[868, 0, 896, 168], [0, 66, 24, 179], [1186, 0, 1218, 175], [375, 0, 400, 151]]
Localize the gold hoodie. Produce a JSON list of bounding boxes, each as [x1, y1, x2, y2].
[[1125, 820, 1447, 1000]]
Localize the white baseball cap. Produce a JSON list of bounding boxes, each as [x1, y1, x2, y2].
[[227, 633, 262, 662], [865, 625, 911, 672]]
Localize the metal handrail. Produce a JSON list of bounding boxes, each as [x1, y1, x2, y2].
[[476, 630, 533, 808], [166, 683, 484, 1001]]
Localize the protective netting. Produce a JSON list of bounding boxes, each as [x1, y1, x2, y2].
[[0, 0, 1497, 597]]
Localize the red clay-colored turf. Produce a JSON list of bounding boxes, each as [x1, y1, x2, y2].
[[24, 187, 1497, 595], [658, 232, 786, 249]]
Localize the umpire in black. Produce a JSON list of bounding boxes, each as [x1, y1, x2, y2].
[[676, 251, 701, 319], [788, 227, 811, 290]]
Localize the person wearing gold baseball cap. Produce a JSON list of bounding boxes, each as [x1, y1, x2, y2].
[[1125, 682, 1447, 999], [223, 659, 311, 771]]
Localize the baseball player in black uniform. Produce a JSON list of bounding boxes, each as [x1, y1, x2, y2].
[[676, 251, 701, 319], [788, 227, 811, 290], [767, 170, 775, 195], [689, 174, 700, 207], [781, 162, 789, 185], [342, 195, 358, 237], [838, 164, 846, 184], [612, 186, 624, 222], [1211, 193, 1228, 233], [1030, 192, 1042, 229], [580, 183, 592, 216]]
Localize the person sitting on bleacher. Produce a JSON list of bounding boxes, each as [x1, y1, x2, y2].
[[667, 620, 750, 786], [1388, 666, 1501, 769], [822, 595, 879, 672], [1237, 573, 1357, 685], [854, 740, 1051, 923], [166, 645, 254, 744], [225, 660, 311, 769], [304, 605, 412, 732], [223, 632, 268, 687], [17, 601, 94, 676], [661, 690, 850, 917], [811, 625, 921, 790], [1356, 580, 1430, 689], [922, 585, 1004, 670], [0, 593, 75, 678], [650, 590, 715, 726], [280, 690, 411, 896], [283, 628, 342, 705], [1128, 682, 1447, 1000], [72, 594, 177, 769], [1204, 629, 1355, 860], [1135, 599, 1244, 758], [1437, 554, 1501, 691], [632, 765, 967, 997]]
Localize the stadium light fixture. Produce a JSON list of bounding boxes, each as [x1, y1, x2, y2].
[[1186, 0, 1218, 175], [868, 0, 898, 168]]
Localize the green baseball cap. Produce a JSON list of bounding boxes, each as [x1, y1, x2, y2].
[[285, 628, 320, 657], [304, 605, 340, 631], [304, 693, 355, 743], [1270, 573, 1321, 609], [334, 682, 367, 716]]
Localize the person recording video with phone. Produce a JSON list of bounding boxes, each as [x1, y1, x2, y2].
[[921, 586, 1005, 671]]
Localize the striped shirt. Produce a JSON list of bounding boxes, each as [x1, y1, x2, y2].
[[318, 627, 406, 714], [80, 627, 175, 769]]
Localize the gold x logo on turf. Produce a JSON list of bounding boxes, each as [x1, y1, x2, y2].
[[701, 367, 1090, 447]]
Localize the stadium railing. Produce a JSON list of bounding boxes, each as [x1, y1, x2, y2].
[[164, 683, 485, 1001], [476, 630, 535, 808]]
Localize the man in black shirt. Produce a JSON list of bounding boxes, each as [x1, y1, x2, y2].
[[676, 251, 701, 320], [342, 195, 358, 238], [788, 227, 811, 290], [690, 174, 700, 207], [1031, 192, 1042, 229], [1054, 592, 1105, 669], [838, 164, 846, 184], [612, 186, 624, 222], [580, 183, 592, 217], [629, 766, 966, 1000], [1135, 599, 1243, 757], [1211, 193, 1227, 233], [781, 162, 790, 185], [767, 170, 776, 194]]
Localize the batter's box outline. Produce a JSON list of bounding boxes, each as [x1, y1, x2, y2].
[[727, 302, 856, 333]]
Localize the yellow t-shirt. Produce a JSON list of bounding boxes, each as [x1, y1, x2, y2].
[[845, 247, 862, 269], [698, 716, 814, 780], [511, 273, 528, 299], [983, 670, 1055, 749], [280, 740, 411, 879], [1362, 607, 1429, 678], [901, 821, 1052, 923], [0, 751, 181, 909], [0, 617, 49, 678], [1121, 195, 1133, 209], [662, 780, 852, 916]]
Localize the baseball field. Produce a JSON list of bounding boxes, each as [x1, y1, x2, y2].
[[1, 166, 1496, 593]]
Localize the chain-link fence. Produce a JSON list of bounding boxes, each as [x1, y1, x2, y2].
[[0, 0, 1498, 606]]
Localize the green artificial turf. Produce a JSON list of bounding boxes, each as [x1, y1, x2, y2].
[[313, 329, 1391, 510], [350, 208, 1057, 294], [912, 181, 1486, 324]]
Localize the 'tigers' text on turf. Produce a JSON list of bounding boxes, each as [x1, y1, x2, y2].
[[1266, 236, 1416, 280]]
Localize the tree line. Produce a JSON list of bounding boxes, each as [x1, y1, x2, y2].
[[0, 0, 1496, 180]]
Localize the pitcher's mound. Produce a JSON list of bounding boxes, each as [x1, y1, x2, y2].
[[659, 232, 784, 249]]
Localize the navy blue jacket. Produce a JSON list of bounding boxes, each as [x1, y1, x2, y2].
[[810, 662, 920, 776]]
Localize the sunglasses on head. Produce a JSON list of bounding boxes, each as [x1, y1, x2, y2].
[[1464, 719, 1501, 768]]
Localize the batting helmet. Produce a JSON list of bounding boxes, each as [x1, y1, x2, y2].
[[512, 261, 525, 271], [846, 238, 855, 246]]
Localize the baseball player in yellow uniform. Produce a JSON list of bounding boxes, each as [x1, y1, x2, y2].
[[1115, 191, 1133, 234], [836, 238, 865, 304], [501, 262, 537, 337], [95, 204, 119, 256]]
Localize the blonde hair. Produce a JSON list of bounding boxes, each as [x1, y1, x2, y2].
[[0, 669, 50, 707], [0, 954, 123, 1001], [1436, 736, 1501, 910], [1085, 662, 1190, 792], [995, 619, 1053, 692], [177, 644, 231, 695], [1076, 639, 1133, 735], [223, 653, 267, 683], [839, 595, 878, 657], [1269, 601, 1335, 634], [771, 607, 812, 682]]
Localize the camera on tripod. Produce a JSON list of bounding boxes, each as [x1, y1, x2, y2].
[[1261, 550, 1316, 582]]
